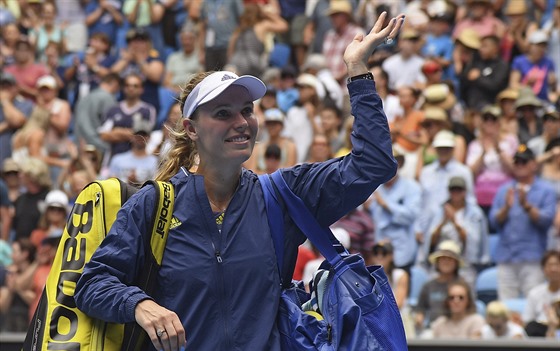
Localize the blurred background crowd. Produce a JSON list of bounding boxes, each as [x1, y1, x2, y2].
[[0, 0, 559, 342]]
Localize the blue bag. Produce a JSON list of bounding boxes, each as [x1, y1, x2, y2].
[[260, 171, 408, 351]]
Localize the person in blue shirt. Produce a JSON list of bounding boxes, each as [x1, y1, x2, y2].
[[370, 148, 422, 272], [489, 145, 557, 300], [74, 12, 405, 351]]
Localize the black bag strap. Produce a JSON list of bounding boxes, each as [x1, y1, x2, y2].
[[122, 180, 175, 351]]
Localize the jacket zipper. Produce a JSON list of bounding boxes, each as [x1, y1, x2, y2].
[[211, 241, 231, 350]]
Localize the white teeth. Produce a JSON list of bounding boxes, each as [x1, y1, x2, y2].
[[228, 136, 248, 142]]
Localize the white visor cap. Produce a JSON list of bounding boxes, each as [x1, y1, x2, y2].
[[182, 71, 267, 119]]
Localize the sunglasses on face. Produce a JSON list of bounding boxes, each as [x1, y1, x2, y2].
[[448, 186, 465, 192], [125, 83, 141, 88], [513, 158, 529, 165], [447, 294, 466, 301], [482, 115, 498, 122], [372, 248, 389, 257]]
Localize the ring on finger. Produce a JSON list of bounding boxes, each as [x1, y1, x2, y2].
[[156, 329, 166, 338], [385, 37, 394, 45]]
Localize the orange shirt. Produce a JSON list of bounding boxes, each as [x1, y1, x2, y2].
[[390, 110, 425, 152]]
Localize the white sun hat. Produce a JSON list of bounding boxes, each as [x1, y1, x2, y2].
[[182, 71, 266, 119]]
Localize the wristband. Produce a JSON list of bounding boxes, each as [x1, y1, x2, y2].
[[347, 72, 374, 83]]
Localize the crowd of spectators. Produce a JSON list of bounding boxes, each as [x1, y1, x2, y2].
[[0, 0, 559, 342]]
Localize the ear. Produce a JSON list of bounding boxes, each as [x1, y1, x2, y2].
[[183, 119, 198, 141]]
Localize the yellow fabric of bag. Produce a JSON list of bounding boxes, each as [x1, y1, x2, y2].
[[23, 178, 174, 351]]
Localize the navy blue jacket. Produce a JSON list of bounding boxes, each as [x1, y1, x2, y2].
[[75, 79, 397, 350]]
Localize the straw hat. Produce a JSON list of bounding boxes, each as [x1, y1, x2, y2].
[[456, 28, 481, 50], [432, 130, 456, 148], [481, 104, 502, 117], [504, 0, 527, 15], [515, 87, 543, 109], [325, 0, 353, 17], [496, 88, 519, 102], [423, 106, 448, 122], [423, 84, 457, 111], [429, 240, 464, 267]]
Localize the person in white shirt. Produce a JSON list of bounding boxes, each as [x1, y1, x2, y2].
[[382, 28, 426, 90], [481, 301, 527, 339]]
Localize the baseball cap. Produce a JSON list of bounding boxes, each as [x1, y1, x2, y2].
[[0, 72, 16, 85], [182, 71, 266, 119], [432, 130, 456, 148], [422, 60, 442, 75], [126, 28, 150, 43], [37, 75, 57, 89], [264, 108, 285, 123], [543, 108, 560, 121], [42, 229, 64, 247], [513, 144, 535, 161], [296, 73, 320, 91], [39, 190, 69, 213], [528, 30, 548, 45], [132, 115, 155, 135], [448, 176, 466, 189], [481, 105, 502, 118], [1, 158, 19, 173]]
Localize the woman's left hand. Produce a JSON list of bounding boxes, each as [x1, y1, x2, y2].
[[135, 299, 187, 351], [343, 12, 405, 76]]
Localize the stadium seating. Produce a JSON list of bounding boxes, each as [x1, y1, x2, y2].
[[476, 266, 498, 305]]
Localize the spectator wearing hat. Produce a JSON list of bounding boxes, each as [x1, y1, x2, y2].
[[0, 23, 21, 66], [390, 86, 425, 179], [1, 158, 21, 204], [244, 108, 296, 174], [164, 25, 203, 93], [461, 35, 510, 109], [467, 104, 518, 216], [35, 75, 76, 184], [4, 39, 49, 102], [523, 250, 560, 337], [452, 0, 505, 41], [369, 148, 421, 273], [489, 145, 557, 300], [422, 83, 469, 137], [111, 28, 164, 112], [421, 13, 454, 82], [0, 72, 33, 165], [540, 136, 560, 199], [99, 73, 157, 162], [422, 176, 489, 287], [84, 0, 124, 46], [283, 73, 322, 163], [432, 280, 485, 339], [515, 87, 544, 144], [510, 30, 557, 102], [421, 60, 445, 87], [29, 189, 68, 249], [416, 107, 466, 177], [382, 28, 427, 90], [302, 54, 344, 110], [195, 0, 244, 71], [501, 0, 538, 63], [369, 241, 415, 338], [64, 33, 118, 107], [108, 121, 159, 187], [481, 300, 527, 339], [452, 28, 480, 85], [529, 109, 560, 158], [74, 73, 122, 155], [12, 158, 51, 242], [414, 240, 467, 332], [496, 88, 520, 136], [322, 0, 365, 86], [416, 130, 475, 262]]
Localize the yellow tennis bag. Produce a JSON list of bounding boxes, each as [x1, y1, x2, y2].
[[23, 178, 174, 351]]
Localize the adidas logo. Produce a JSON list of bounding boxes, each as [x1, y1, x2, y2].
[[170, 216, 182, 229], [222, 74, 236, 81]]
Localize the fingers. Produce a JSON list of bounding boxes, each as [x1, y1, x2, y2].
[[371, 11, 388, 34], [388, 15, 406, 39]]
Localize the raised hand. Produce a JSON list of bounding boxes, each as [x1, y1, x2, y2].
[[343, 12, 405, 76]]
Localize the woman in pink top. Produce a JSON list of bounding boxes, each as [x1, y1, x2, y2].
[[466, 105, 518, 215]]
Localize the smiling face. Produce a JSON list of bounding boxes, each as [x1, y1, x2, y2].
[[185, 85, 257, 167]]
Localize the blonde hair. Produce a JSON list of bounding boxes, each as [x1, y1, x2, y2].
[[20, 157, 52, 189], [486, 301, 510, 319], [154, 72, 214, 182]]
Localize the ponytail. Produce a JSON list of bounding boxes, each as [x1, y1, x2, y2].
[[154, 71, 214, 181]]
